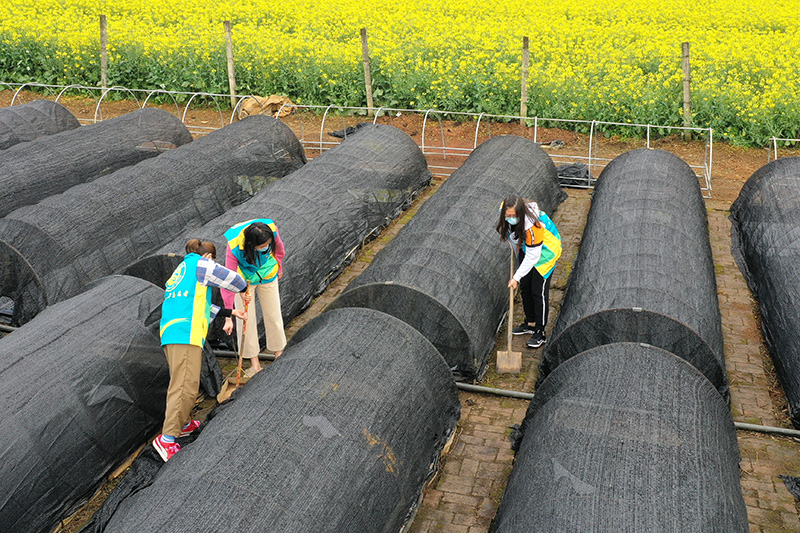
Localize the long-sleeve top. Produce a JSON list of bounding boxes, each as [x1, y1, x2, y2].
[[220, 229, 285, 309], [507, 201, 561, 281], [195, 256, 248, 321]]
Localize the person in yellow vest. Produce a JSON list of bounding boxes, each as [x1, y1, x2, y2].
[[154, 239, 249, 462], [221, 219, 286, 377], [497, 195, 562, 349]]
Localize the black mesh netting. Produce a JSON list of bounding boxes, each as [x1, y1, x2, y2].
[[0, 108, 193, 218], [730, 156, 800, 427], [0, 275, 171, 533], [124, 124, 431, 349], [538, 148, 728, 401], [0, 114, 305, 327], [494, 342, 748, 532], [329, 135, 566, 380], [0, 99, 80, 150], [84, 307, 460, 533]]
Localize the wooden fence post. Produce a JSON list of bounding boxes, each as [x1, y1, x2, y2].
[[361, 28, 374, 117], [99, 15, 108, 89], [520, 36, 529, 123], [224, 21, 237, 111], [682, 42, 692, 141]]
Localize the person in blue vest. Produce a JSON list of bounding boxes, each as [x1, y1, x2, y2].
[[221, 219, 286, 377], [497, 195, 562, 349], [153, 239, 248, 462]]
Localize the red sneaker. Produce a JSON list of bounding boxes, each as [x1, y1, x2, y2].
[[152, 434, 181, 462], [179, 419, 201, 437]]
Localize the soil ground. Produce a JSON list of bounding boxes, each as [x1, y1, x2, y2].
[[2, 90, 799, 532]]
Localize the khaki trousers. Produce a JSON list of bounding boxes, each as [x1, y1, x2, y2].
[[235, 279, 286, 357], [162, 344, 202, 438]]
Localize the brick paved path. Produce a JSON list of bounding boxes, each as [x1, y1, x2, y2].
[[56, 170, 800, 532], [290, 186, 800, 532]]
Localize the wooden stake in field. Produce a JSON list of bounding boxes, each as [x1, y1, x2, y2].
[[224, 21, 237, 111], [361, 28, 374, 117], [682, 42, 692, 142], [497, 251, 522, 373], [520, 36, 529, 124], [99, 15, 108, 89]]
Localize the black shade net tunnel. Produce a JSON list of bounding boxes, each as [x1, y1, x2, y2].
[[123, 124, 431, 349], [0, 108, 193, 218], [0, 99, 80, 150], [730, 156, 800, 427], [493, 342, 748, 533], [538, 148, 728, 401], [0, 275, 172, 533], [85, 307, 460, 533], [0, 115, 306, 328], [328, 135, 566, 381]]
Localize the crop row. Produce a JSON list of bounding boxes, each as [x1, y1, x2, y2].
[[0, 0, 798, 145]]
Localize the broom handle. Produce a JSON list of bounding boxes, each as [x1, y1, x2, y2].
[[507, 250, 514, 352], [235, 282, 251, 387]]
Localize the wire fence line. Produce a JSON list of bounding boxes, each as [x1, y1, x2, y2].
[[1, 81, 715, 196]]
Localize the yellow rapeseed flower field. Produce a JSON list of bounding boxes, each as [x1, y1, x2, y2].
[[0, 0, 797, 144]]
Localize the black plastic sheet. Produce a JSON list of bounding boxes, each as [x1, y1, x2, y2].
[[539, 148, 728, 400], [89, 307, 460, 532], [495, 343, 748, 532], [124, 124, 431, 348], [0, 115, 305, 327], [0, 99, 80, 150], [330, 135, 566, 380], [730, 157, 800, 427], [0, 108, 193, 217], [0, 275, 169, 533]]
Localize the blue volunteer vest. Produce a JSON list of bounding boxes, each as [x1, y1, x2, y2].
[[159, 253, 212, 347], [224, 218, 280, 284]]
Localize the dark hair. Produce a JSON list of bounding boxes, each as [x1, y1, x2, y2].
[[243, 222, 274, 266], [185, 238, 217, 259], [496, 195, 540, 242]]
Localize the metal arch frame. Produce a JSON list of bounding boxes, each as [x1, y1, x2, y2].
[[371, 106, 397, 127], [95, 86, 141, 123], [588, 120, 714, 195], [319, 104, 347, 153], [421, 109, 447, 159], [769, 137, 800, 162], [55, 84, 98, 103], [11, 82, 59, 105], [53, 85, 102, 124], [473, 112, 491, 149], [0, 81, 720, 195], [229, 94, 267, 124], [0, 81, 18, 96], [142, 89, 181, 118], [275, 103, 305, 144], [181, 92, 225, 134]]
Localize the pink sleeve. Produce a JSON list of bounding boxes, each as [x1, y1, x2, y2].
[[221, 245, 239, 309], [274, 229, 285, 276]]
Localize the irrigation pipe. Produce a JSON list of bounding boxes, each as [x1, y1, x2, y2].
[[3, 321, 799, 439], [454, 382, 800, 440]]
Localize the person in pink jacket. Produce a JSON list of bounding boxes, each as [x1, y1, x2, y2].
[[221, 219, 286, 377]]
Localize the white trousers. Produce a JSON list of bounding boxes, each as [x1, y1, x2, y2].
[[234, 280, 286, 357]]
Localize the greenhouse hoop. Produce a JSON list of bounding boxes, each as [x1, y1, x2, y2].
[[2, 82, 714, 197]]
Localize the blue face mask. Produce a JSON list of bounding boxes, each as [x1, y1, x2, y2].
[[257, 245, 271, 255], [505, 216, 519, 226]]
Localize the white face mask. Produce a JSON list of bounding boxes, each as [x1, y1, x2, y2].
[[505, 216, 519, 226]]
